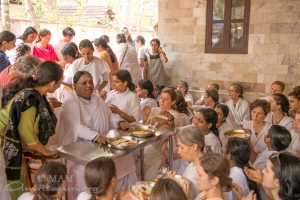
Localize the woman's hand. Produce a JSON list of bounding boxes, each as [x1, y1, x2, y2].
[[142, 105, 152, 117], [232, 183, 243, 200], [109, 104, 121, 114], [95, 135, 108, 145], [43, 149, 57, 157], [183, 181, 190, 199], [166, 170, 177, 178], [119, 121, 130, 130], [137, 89, 148, 98], [244, 166, 263, 184], [99, 90, 107, 100], [159, 111, 175, 122], [242, 191, 257, 200], [146, 116, 159, 125]]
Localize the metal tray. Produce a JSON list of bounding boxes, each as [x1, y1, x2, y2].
[[224, 129, 251, 139], [108, 136, 139, 150], [128, 124, 157, 138], [130, 181, 155, 200]]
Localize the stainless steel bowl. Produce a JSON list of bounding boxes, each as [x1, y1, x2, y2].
[[128, 124, 157, 138], [130, 181, 155, 200], [224, 129, 251, 139]]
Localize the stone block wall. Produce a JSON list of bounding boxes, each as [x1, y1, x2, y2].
[[158, 0, 300, 96]]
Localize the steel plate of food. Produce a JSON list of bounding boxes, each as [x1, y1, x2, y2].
[[224, 129, 251, 139], [109, 136, 139, 150], [129, 124, 157, 137], [130, 181, 155, 200]]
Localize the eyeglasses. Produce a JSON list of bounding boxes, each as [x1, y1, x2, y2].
[[112, 80, 123, 83], [271, 153, 281, 166], [203, 96, 209, 98], [194, 116, 201, 123], [228, 90, 236, 93]]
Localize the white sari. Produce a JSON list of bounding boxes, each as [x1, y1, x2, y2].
[[264, 112, 294, 131], [225, 98, 250, 125]]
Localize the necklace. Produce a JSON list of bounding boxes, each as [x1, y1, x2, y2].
[[254, 122, 265, 137], [272, 113, 284, 124]]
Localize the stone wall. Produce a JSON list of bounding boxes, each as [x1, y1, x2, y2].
[[158, 0, 300, 96]]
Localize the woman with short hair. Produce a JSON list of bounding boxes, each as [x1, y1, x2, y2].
[[177, 80, 194, 104]]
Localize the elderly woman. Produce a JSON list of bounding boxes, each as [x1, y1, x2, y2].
[[33, 29, 58, 61], [177, 80, 193, 104], [243, 99, 272, 154], [114, 33, 142, 85], [0, 61, 63, 199], [64, 39, 110, 94], [265, 93, 294, 131], [57, 70, 137, 199], [225, 82, 250, 126], [0, 55, 41, 88]]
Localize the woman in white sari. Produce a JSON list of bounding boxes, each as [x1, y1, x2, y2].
[[114, 33, 142, 85], [225, 82, 250, 126], [264, 93, 294, 131], [64, 39, 110, 94], [57, 71, 137, 199]]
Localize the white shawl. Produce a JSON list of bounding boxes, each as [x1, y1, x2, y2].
[[264, 112, 294, 131], [225, 98, 250, 125]]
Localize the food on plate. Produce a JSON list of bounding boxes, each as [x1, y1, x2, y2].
[[130, 129, 153, 135], [130, 181, 155, 199], [224, 129, 251, 139], [110, 138, 137, 147]]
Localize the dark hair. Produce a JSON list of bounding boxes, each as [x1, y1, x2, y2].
[[138, 79, 155, 99], [272, 93, 289, 114], [161, 88, 177, 110], [150, 178, 188, 200], [61, 42, 80, 60], [73, 71, 93, 84], [14, 43, 31, 62], [272, 81, 285, 93], [84, 157, 116, 200], [0, 31, 16, 45], [209, 82, 220, 91], [215, 104, 229, 119], [116, 33, 126, 43], [174, 90, 190, 116], [2, 61, 63, 107], [13, 55, 41, 76], [113, 70, 135, 91], [135, 35, 145, 45], [33, 162, 67, 200], [197, 108, 219, 136], [230, 82, 244, 98], [100, 35, 110, 43], [225, 138, 261, 200], [153, 23, 158, 30], [269, 152, 300, 200], [199, 153, 232, 192], [150, 38, 160, 46], [288, 89, 300, 101], [250, 99, 270, 115], [94, 38, 115, 63], [37, 29, 51, 43], [205, 89, 219, 107], [267, 125, 291, 151], [79, 39, 94, 51], [18, 26, 38, 40], [62, 27, 75, 37]]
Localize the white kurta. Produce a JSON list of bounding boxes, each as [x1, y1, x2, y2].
[[140, 98, 158, 120], [253, 148, 277, 171], [183, 162, 201, 200], [53, 40, 68, 61], [114, 43, 142, 85], [225, 98, 250, 125], [225, 167, 250, 200], [57, 92, 137, 199], [288, 129, 300, 154], [105, 88, 140, 127], [204, 131, 222, 154], [260, 96, 270, 102], [264, 112, 294, 131], [184, 92, 194, 104], [218, 122, 234, 147], [64, 56, 111, 93], [243, 121, 272, 153]]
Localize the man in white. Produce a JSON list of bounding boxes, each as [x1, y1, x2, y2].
[[260, 81, 285, 102], [134, 35, 150, 68], [194, 82, 224, 105], [288, 111, 300, 157], [114, 33, 142, 85], [225, 82, 250, 126]]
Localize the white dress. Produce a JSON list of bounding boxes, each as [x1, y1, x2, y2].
[[6, 39, 34, 64], [17, 192, 33, 200], [77, 191, 91, 200], [53, 40, 68, 61], [243, 121, 272, 153], [288, 129, 300, 154], [57, 92, 137, 199], [204, 131, 222, 154], [264, 112, 294, 131], [253, 148, 277, 171], [140, 98, 158, 120], [225, 98, 250, 125], [218, 122, 234, 147], [114, 43, 142, 85], [260, 96, 270, 102], [184, 92, 194, 104], [138, 45, 150, 60], [64, 56, 111, 93], [105, 88, 140, 127], [183, 162, 201, 200], [225, 167, 250, 200]]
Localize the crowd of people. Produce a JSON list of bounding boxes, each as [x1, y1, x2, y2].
[[0, 26, 300, 200]]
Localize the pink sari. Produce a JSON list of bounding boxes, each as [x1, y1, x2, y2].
[[33, 44, 58, 61]]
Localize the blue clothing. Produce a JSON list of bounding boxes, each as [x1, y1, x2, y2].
[[0, 51, 11, 73]]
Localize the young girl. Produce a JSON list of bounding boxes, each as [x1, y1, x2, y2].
[[144, 39, 168, 88], [215, 104, 233, 147], [192, 108, 222, 154], [0, 31, 16, 72], [288, 88, 300, 119], [194, 153, 232, 200]]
